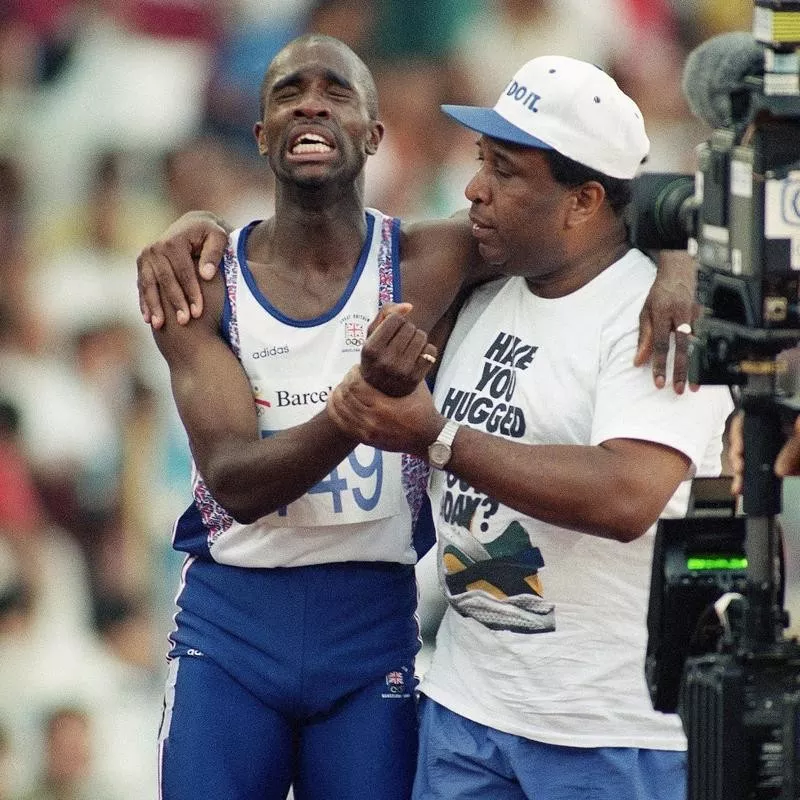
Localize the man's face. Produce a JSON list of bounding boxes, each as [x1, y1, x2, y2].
[[465, 137, 573, 278], [256, 40, 382, 189]]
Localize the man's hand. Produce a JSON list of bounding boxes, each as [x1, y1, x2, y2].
[[136, 211, 230, 329], [361, 305, 438, 397], [729, 411, 800, 497], [327, 366, 443, 455], [635, 249, 699, 394], [775, 415, 800, 478], [729, 411, 744, 496]]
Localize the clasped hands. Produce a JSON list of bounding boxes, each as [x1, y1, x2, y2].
[[327, 303, 446, 457]]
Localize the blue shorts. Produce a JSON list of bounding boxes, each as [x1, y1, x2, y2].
[[413, 697, 687, 800], [159, 558, 421, 800]]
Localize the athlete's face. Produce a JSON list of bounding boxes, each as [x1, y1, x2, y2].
[[465, 137, 574, 282], [256, 40, 383, 189]]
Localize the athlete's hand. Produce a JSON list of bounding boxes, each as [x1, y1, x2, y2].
[[137, 211, 230, 329], [366, 301, 411, 336], [635, 249, 700, 394], [328, 366, 443, 455], [361, 305, 438, 397]]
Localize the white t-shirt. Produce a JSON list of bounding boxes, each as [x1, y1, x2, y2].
[[421, 250, 734, 750]]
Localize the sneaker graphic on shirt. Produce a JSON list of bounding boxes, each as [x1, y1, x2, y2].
[[440, 521, 555, 634]]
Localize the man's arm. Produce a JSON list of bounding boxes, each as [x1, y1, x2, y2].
[[154, 276, 357, 523], [775, 416, 800, 478], [327, 369, 690, 542], [137, 211, 698, 388]]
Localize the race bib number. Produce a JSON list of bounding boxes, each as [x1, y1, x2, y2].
[[263, 438, 405, 525]]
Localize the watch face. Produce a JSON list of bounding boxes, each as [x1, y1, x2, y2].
[[429, 442, 451, 469]]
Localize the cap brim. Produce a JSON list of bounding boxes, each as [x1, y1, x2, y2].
[[441, 105, 555, 150]]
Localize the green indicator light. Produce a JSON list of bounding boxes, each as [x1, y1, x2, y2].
[[686, 556, 748, 571]]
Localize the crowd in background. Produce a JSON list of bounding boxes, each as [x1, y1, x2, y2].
[[0, 0, 765, 797]]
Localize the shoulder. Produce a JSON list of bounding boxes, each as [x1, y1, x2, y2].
[[578, 251, 656, 349], [596, 249, 656, 308], [614, 247, 657, 283], [464, 276, 513, 306], [227, 220, 262, 258], [398, 211, 474, 264]]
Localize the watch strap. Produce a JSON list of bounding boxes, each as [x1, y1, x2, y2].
[[437, 419, 459, 449]]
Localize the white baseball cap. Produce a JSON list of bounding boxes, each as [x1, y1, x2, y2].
[[442, 55, 650, 180]]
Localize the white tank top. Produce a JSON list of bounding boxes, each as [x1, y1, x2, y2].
[[176, 209, 423, 568]]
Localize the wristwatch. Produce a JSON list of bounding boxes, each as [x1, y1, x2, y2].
[[428, 420, 460, 470]]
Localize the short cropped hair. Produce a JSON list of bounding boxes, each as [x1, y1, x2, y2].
[[543, 149, 632, 215]]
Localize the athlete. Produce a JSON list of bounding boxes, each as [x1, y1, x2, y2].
[[151, 32, 520, 800]]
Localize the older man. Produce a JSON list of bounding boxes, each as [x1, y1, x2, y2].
[[327, 56, 734, 800]]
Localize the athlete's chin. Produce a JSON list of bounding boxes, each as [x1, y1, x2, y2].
[[277, 158, 336, 184], [293, 174, 328, 190]]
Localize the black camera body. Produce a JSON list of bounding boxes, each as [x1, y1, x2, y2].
[[680, 645, 800, 800], [629, 1, 800, 383], [645, 484, 748, 716], [692, 100, 800, 384], [639, 3, 800, 798], [644, 476, 800, 799]]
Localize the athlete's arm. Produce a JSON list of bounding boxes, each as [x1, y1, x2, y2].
[[387, 216, 699, 400], [398, 210, 496, 329], [327, 369, 690, 542], [153, 276, 357, 524]]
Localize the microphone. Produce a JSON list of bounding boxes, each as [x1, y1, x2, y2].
[[681, 31, 764, 130]]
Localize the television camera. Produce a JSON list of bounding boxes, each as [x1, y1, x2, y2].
[[633, 2, 800, 798]]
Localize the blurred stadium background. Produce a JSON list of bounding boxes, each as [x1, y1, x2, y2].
[[0, 0, 791, 798]]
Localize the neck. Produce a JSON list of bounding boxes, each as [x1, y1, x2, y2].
[[526, 221, 630, 299], [249, 188, 369, 272]]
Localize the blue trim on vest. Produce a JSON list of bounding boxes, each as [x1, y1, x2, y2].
[[235, 213, 376, 328], [221, 296, 231, 343], [412, 494, 435, 559], [173, 500, 212, 559], [221, 221, 262, 344], [221, 261, 233, 345], [390, 216, 402, 302]]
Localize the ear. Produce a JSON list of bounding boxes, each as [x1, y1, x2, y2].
[[565, 181, 606, 228], [253, 122, 268, 157], [365, 121, 385, 156]]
